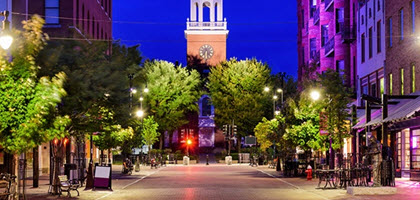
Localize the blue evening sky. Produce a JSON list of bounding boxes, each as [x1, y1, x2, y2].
[[113, 1, 297, 77]]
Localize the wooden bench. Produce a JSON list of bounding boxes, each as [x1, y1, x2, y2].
[[58, 175, 79, 197], [0, 180, 10, 200]]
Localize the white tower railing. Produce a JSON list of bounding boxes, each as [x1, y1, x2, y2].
[[186, 18, 227, 30]]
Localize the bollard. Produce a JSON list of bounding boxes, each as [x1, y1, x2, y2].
[[206, 154, 209, 165]]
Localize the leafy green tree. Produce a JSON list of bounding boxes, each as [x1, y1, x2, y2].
[[254, 118, 280, 152], [283, 89, 326, 151], [0, 15, 68, 154], [318, 69, 353, 150], [207, 58, 270, 151], [141, 116, 159, 159], [142, 60, 201, 149]]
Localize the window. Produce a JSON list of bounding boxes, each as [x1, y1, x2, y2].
[[389, 18, 393, 47], [321, 25, 328, 46], [412, 1, 416, 33], [310, 38, 316, 59], [401, 68, 405, 95], [336, 60, 345, 77], [389, 73, 393, 95], [380, 78, 384, 96], [336, 8, 344, 33], [369, 27, 373, 58], [45, 0, 59, 24], [361, 33, 366, 63], [412, 129, 420, 170], [76, 0, 79, 26], [371, 82, 377, 97], [413, 65, 416, 93], [201, 97, 212, 116], [378, 0, 381, 11], [400, 9, 404, 40], [369, 8, 372, 18], [377, 21, 381, 53], [310, 0, 316, 18], [361, 16, 364, 25]]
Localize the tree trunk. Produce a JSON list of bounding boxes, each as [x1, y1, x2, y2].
[[237, 136, 241, 153], [169, 132, 174, 150], [108, 148, 112, 164], [33, 147, 39, 188], [100, 149, 104, 165], [159, 134, 163, 150]]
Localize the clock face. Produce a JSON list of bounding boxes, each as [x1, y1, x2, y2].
[[199, 44, 214, 60]]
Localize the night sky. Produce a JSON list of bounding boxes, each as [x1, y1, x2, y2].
[[113, 1, 297, 77]]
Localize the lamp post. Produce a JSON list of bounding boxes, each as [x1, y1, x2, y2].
[[264, 86, 284, 171], [310, 90, 334, 169], [135, 86, 148, 171]]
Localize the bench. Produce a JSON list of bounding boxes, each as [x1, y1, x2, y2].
[[0, 180, 10, 199], [58, 175, 80, 197]]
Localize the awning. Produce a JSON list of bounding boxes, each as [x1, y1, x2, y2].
[[352, 92, 420, 129], [383, 95, 420, 123]]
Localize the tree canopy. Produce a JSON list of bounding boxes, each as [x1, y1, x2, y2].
[[207, 58, 270, 145], [0, 15, 69, 154], [142, 60, 201, 141]]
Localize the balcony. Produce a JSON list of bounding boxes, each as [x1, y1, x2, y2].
[[339, 23, 356, 43], [313, 8, 320, 25], [310, 50, 320, 63], [186, 20, 227, 30], [325, 0, 334, 11], [324, 38, 335, 57]]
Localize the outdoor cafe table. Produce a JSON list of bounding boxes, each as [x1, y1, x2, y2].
[[316, 169, 338, 189]]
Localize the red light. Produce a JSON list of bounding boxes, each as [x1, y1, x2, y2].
[[64, 138, 69, 145], [187, 139, 192, 145], [54, 139, 58, 145]]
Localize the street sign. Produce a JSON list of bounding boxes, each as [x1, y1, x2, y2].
[[245, 136, 256, 145]]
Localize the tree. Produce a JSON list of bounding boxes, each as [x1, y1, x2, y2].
[[207, 58, 270, 151], [141, 116, 159, 159], [254, 118, 280, 153], [283, 90, 326, 151], [318, 69, 353, 150], [90, 106, 134, 163], [142, 60, 201, 149], [0, 15, 68, 154]]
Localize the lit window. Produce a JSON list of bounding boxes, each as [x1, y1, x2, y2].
[[389, 73, 393, 95], [380, 78, 384, 96], [389, 18, 393, 47], [413, 65, 416, 93], [401, 68, 404, 95], [45, 0, 59, 24]]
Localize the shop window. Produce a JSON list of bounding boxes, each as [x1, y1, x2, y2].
[[45, 0, 59, 24], [412, 129, 420, 169]]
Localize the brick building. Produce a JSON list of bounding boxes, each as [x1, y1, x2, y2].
[[11, 0, 112, 41], [297, 0, 357, 89], [357, 0, 385, 106]]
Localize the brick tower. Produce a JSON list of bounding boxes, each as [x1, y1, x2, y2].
[[185, 0, 229, 66]]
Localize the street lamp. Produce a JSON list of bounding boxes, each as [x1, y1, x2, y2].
[[136, 110, 144, 118], [0, 11, 12, 50], [310, 89, 334, 169]]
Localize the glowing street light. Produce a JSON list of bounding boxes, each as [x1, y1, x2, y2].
[[310, 90, 321, 101], [0, 11, 12, 50], [273, 95, 278, 100], [264, 87, 270, 92], [139, 97, 144, 102], [144, 88, 149, 93], [136, 110, 144, 118]]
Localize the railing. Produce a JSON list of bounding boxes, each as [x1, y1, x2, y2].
[[310, 50, 320, 63], [339, 23, 356, 43], [324, 38, 335, 56], [186, 20, 227, 30], [325, 0, 334, 11], [313, 8, 320, 25]]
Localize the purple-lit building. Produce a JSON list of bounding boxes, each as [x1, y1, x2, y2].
[[297, 0, 357, 89]]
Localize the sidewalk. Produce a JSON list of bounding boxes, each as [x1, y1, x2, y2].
[[25, 165, 162, 200], [256, 165, 420, 200]]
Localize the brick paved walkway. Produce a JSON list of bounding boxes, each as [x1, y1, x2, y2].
[[24, 164, 420, 200]]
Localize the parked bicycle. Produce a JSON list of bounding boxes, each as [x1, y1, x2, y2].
[[0, 173, 17, 200]]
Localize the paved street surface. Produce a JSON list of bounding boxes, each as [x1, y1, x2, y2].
[[26, 164, 420, 200]]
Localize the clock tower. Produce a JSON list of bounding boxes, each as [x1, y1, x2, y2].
[[185, 0, 229, 66]]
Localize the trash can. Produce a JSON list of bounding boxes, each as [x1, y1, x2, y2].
[[64, 164, 77, 179], [183, 156, 190, 165]]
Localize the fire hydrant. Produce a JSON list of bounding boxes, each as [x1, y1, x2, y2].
[[305, 165, 312, 181]]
